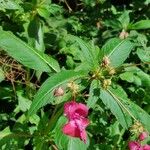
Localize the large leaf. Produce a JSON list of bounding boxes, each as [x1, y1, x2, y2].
[[100, 88, 131, 129], [129, 20, 150, 30], [109, 85, 150, 132], [0, 28, 60, 72], [28, 70, 87, 116], [102, 38, 134, 67]]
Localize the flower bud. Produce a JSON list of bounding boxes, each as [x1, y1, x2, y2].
[[138, 132, 149, 141], [108, 67, 116, 75], [103, 79, 111, 89], [54, 87, 64, 97], [102, 56, 110, 67], [119, 29, 129, 39], [130, 121, 144, 135]]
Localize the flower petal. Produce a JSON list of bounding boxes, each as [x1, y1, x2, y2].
[[64, 101, 89, 120], [80, 129, 87, 143], [64, 101, 77, 119], [143, 145, 150, 150], [75, 103, 89, 118], [62, 120, 80, 138]]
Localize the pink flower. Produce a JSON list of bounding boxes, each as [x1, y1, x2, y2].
[[64, 101, 88, 120], [128, 141, 143, 150], [63, 101, 89, 143], [139, 132, 149, 141], [143, 145, 150, 150]]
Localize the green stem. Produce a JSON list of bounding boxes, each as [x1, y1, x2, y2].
[[45, 105, 63, 134]]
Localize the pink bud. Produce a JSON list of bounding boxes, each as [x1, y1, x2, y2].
[[54, 87, 64, 97], [128, 141, 142, 150], [139, 132, 149, 141]]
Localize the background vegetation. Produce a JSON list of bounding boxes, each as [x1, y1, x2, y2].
[[0, 0, 150, 149]]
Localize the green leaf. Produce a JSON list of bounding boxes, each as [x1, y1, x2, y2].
[[129, 20, 150, 30], [118, 11, 130, 29], [0, 68, 5, 83], [0, 127, 11, 139], [69, 35, 99, 70], [0, 0, 21, 10], [109, 85, 150, 132], [17, 91, 31, 112], [28, 17, 46, 79], [53, 116, 69, 150], [120, 66, 150, 87], [100, 88, 131, 129], [37, 5, 50, 19], [0, 28, 60, 72], [102, 38, 134, 67], [28, 70, 87, 116], [68, 138, 88, 150], [87, 80, 100, 108], [136, 48, 150, 63], [120, 72, 142, 86], [28, 18, 45, 52]]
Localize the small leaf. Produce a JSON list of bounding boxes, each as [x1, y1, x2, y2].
[[28, 70, 87, 116], [17, 91, 31, 112], [129, 20, 150, 30], [118, 11, 130, 29], [120, 66, 150, 87], [0, 127, 11, 139], [102, 38, 134, 67], [69, 35, 99, 70], [0, 68, 5, 83], [37, 5, 50, 19], [87, 80, 100, 108], [137, 48, 150, 63]]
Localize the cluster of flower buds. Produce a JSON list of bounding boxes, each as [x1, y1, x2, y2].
[[128, 132, 150, 150], [119, 29, 129, 39], [62, 101, 89, 143]]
